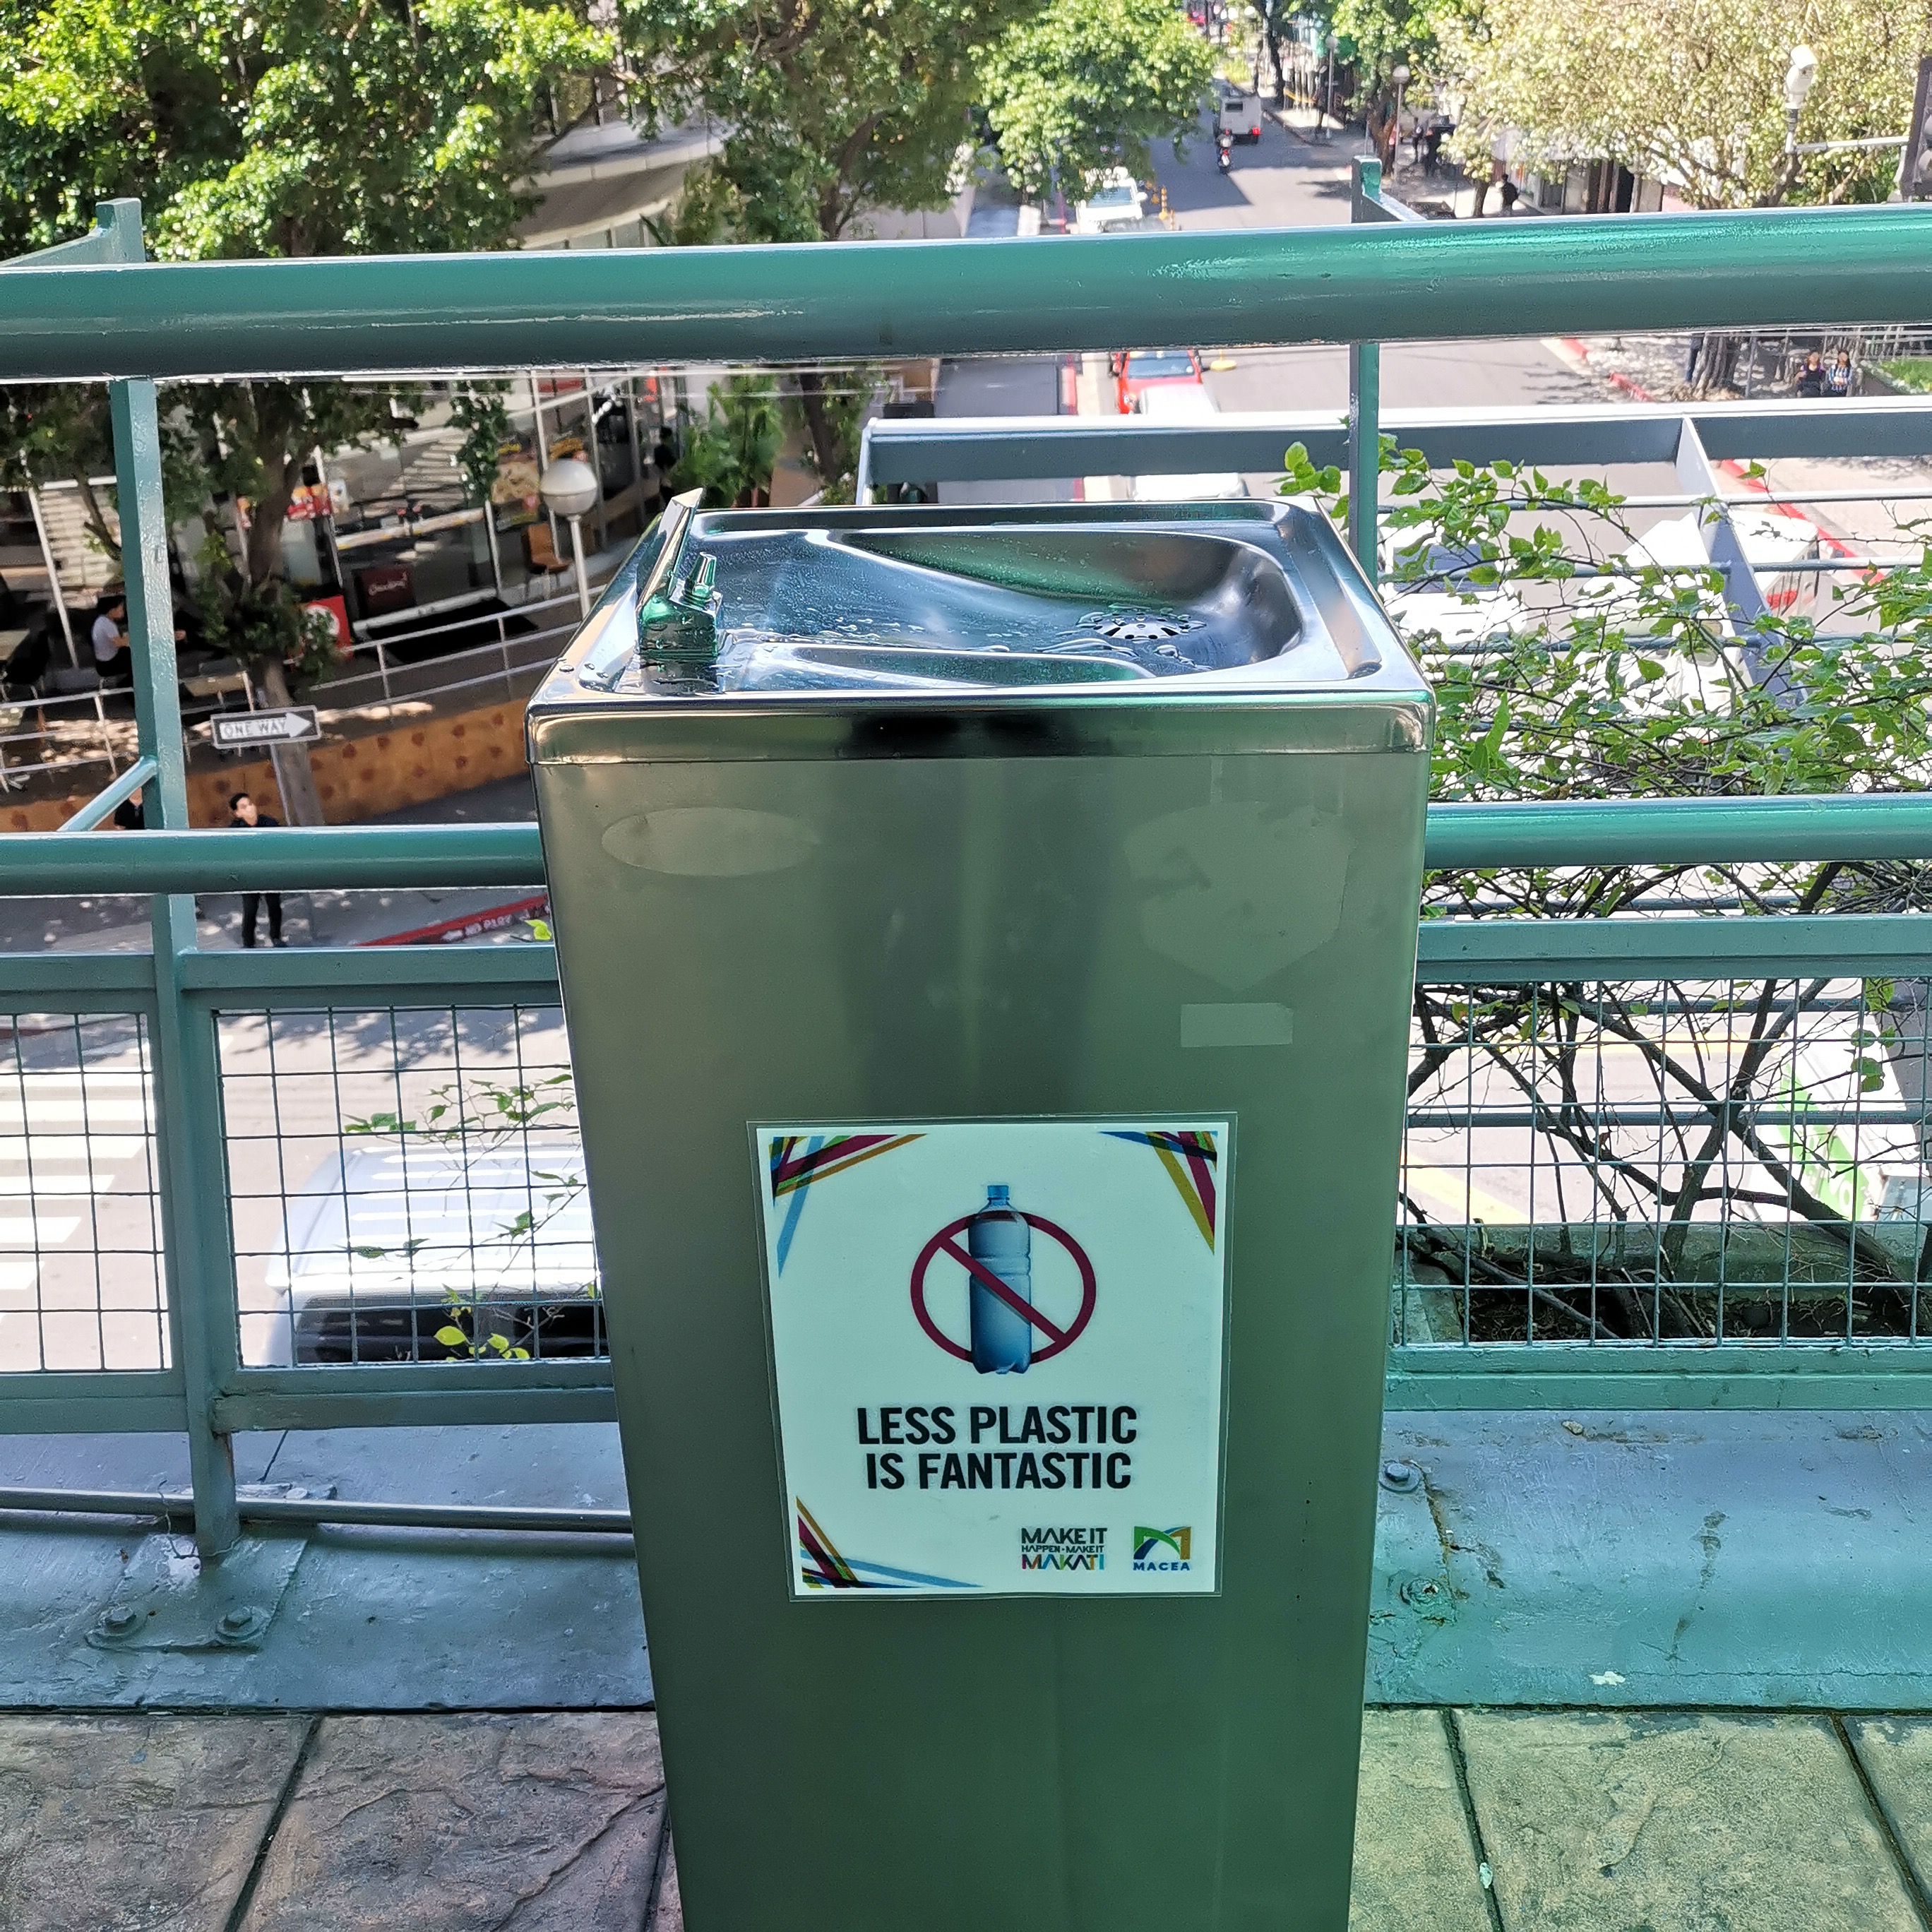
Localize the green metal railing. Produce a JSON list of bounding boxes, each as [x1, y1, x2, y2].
[[8, 192, 1932, 1551]]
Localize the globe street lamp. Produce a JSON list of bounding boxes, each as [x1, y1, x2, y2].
[[1784, 44, 1818, 159], [539, 455, 600, 618]]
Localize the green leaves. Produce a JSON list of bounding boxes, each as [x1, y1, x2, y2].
[[977, 0, 1217, 201], [623, 0, 1018, 244], [670, 373, 785, 509], [1281, 442, 1932, 934]]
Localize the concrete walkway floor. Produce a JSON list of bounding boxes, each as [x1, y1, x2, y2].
[[8, 1706, 1932, 1929]]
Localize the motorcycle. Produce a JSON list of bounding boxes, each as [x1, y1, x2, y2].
[[1215, 134, 1233, 173]]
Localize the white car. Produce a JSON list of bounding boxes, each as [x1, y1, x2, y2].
[[1073, 169, 1147, 234], [244, 1137, 600, 1365], [1128, 382, 1246, 502]]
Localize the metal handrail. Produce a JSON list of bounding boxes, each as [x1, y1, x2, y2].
[[11, 197, 1932, 1549], [3, 206, 1932, 378], [20, 795, 1932, 894]]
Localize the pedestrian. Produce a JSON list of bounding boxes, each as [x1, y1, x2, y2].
[[112, 784, 144, 831], [1794, 350, 1827, 397], [1826, 349, 1856, 398], [90, 592, 131, 685], [1499, 179, 1520, 215], [227, 791, 286, 948]]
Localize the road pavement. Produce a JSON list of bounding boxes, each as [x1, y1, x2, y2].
[[1156, 108, 1600, 418]]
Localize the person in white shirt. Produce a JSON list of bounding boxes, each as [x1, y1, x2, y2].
[[90, 594, 129, 684]]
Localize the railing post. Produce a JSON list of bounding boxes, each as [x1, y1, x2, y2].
[[102, 200, 242, 1558], [1348, 158, 1383, 588]]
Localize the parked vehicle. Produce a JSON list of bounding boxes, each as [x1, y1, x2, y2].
[[1072, 169, 1147, 234], [245, 1137, 600, 1366], [1111, 347, 1205, 414], [1128, 382, 1246, 501]]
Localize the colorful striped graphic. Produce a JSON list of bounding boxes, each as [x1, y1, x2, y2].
[[1104, 1128, 1219, 1248], [769, 1131, 923, 1275], [796, 1498, 974, 1592], [797, 1497, 864, 1589], [770, 1133, 922, 1199]]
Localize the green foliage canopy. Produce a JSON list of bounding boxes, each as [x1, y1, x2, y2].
[[977, 0, 1217, 200], [0, 0, 609, 686]]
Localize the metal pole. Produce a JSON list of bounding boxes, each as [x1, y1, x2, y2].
[[568, 514, 590, 619], [530, 369, 559, 561], [624, 375, 644, 527], [1348, 160, 1383, 588], [26, 487, 77, 666], [585, 369, 608, 552], [102, 195, 241, 1560]]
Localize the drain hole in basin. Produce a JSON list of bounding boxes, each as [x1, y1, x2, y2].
[[1088, 611, 1194, 643]]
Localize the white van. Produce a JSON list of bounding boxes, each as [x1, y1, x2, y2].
[[1073, 169, 1147, 234], [1129, 382, 1246, 502], [244, 1136, 600, 1366]]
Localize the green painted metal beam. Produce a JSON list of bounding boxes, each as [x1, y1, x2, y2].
[[1417, 910, 1932, 982], [0, 953, 155, 1001], [0, 822, 547, 893], [59, 757, 158, 833], [178, 943, 557, 1001], [1386, 1344, 1932, 1410], [1424, 795, 1932, 866], [8, 797, 1931, 898], [215, 1359, 615, 1431], [12, 197, 143, 270], [4, 206, 1932, 377], [0, 1369, 186, 1434]]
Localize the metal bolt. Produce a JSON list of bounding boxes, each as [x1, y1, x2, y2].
[[1380, 1459, 1423, 1493], [1398, 1575, 1443, 1606], [218, 1606, 257, 1636], [100, 1604, 138, 1635]]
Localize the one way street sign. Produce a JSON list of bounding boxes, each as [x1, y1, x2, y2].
[[210, 707, 321, 751]]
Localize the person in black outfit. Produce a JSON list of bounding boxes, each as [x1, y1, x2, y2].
[[112, 785, 144, 830], [228, 792, 285, 947]]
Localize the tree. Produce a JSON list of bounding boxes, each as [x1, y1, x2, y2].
[[1280, 439, 1932, 1338], [625, 0, 1219, 485], [976, 0, 1217, 201], [0, 0, 609, 815], [622, 0, 1029, 484], [1442, 0, 1925, 210], [670, 374, 784, 508], [1316, 0, 1474, 154]]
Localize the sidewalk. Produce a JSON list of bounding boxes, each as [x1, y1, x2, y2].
[[11, 1704, 1931, 1929]]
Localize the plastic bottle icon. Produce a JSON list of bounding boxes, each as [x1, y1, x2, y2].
[[968, 1184, 1032, 1374]]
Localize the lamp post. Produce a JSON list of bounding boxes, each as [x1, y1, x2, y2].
[[539, 455, 600, 619], [1321, 33, 1336, 138], [1391, 63, 1411, 174], [1784, 44, 1819, 162]]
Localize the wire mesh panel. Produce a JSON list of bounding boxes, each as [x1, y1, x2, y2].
[[219, 1005, 600, 1368], [1399, 974, 1932, 1348], [0, 1013, 165, 1372]]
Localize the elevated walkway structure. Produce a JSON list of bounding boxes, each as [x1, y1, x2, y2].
[[6, 176, 1932, 1927]]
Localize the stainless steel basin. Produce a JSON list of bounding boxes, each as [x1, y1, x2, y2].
[[544, 500, 1412, 710]]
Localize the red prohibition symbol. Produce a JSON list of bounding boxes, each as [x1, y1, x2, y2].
[[909, 1212, 1097, 1364]]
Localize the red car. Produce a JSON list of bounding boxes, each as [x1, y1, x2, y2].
[[1111, 348, 1205, 414]]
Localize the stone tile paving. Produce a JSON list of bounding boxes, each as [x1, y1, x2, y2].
[[235, 1712, 667, 1931], [1456, 1710, 1928, 1931], [0, 1712, 309, 1931], [6, 1706, 1932, 1928]]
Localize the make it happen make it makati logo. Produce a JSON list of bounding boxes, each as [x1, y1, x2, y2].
[[1020, 1527, 1106, 1573], [1133, 1526, 1192, 1573]]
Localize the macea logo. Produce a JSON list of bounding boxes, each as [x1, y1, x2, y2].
[[1133, 1526, 1191, 1572]]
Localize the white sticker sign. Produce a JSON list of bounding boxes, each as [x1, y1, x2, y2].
[[756, 1119, 1230, 1598]]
